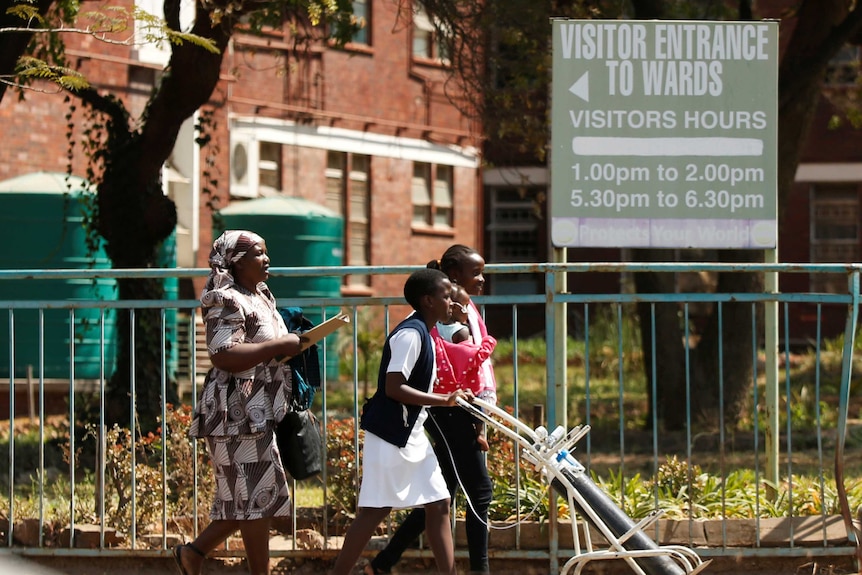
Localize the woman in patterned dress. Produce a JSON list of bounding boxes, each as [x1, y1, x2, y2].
[[173, 230, 303, 575]]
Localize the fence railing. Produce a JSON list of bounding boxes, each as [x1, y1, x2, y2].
[[0, 262, 860, 570]]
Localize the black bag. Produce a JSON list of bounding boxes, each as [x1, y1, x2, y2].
[[275, 306, 324, 480], [277, 406, 323, 480]]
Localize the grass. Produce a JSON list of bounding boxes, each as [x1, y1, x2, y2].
[[294, 480, 325, 507]]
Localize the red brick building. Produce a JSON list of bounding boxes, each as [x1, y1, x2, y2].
[[0, 0, 483, 301]]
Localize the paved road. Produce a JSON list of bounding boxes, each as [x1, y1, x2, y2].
[[2, 553, 855, 575]]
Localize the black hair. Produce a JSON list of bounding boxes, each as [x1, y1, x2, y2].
[[450, 283, 469, 301], [404, 268, 448, 310], [425, 244, 479, 277]]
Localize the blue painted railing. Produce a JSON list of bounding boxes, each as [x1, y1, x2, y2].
[[0, 262, 859, 570]]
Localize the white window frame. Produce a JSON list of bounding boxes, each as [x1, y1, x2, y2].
[[412, 161, 453, 229], [412, 2, 449, 63]]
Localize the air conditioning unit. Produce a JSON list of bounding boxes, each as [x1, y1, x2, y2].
[[230, 137, 257, 198]]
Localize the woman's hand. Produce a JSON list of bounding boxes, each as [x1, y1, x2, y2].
[[443, 388, 474, 406], [277, 333, 304, 360], [212, 333, 303, 372]]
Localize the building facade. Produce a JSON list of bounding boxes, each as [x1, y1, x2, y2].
[[0, 0, 483, 301]]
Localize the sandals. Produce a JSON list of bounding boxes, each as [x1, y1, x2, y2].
[[172, 542, 206, 575]]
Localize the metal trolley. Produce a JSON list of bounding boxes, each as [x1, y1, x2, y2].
[[456, 397, 711, 575]]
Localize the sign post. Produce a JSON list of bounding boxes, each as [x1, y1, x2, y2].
[[550, 19, 779, 485]]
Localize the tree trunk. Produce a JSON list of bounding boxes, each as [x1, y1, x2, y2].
[[691, 251, 762, 429], [86, 7, 233, 431], [633, 251, 760, 431], [631, 249, 687, 430]]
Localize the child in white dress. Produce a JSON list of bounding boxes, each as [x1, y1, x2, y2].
[[330, 268, 473, 575]]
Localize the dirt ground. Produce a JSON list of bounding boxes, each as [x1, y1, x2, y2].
[[4, 551, 857, 575]]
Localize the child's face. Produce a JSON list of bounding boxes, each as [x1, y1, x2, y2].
[[430, 279, 454, 324]]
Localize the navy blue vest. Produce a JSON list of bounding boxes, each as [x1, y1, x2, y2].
[[360, 314, 435, 447]]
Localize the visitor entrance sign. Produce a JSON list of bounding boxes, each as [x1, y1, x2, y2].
[[550, 20, 778, 249]]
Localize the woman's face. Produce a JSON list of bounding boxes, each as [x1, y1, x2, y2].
[[233, 241, 270, 288], [449, 252, 485, 296]]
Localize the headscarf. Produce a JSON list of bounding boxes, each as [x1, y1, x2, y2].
[[201, 230, 264, 306]]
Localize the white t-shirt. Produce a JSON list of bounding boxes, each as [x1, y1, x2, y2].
[[357, 325, 449, 509]]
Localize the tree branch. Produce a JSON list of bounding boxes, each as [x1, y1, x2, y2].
[[778, 0, 862, 109], [0, 0, 56, 101], [70, 82, 130, 128]]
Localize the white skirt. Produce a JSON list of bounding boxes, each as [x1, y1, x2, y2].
[[358, 410, 449, 509]]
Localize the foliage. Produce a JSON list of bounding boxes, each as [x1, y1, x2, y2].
[[74, 404, 213, 536], [4, 399, 862, 546], [336, 308, 385, 399], [324, 415, 361, 521], [484, 444, 862, 527], [0, 405, 212, 541], [494, 303, 643, 380], [2, 5, 218, 93], [13, 56, 87, 91]]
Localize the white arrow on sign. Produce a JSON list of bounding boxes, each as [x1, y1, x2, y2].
[[569, 72, 589, 102]]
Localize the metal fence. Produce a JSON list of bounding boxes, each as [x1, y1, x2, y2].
[[0, 262, 860, 571]]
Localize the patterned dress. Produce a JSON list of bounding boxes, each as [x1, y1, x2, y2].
[[189, 282, 293, 521]]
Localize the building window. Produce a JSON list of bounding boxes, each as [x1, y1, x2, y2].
[[810, 183, 859, 293], [412, 2, 448, 62], [334, 0, 370, 46], [327, 151, 371, 287], [259, 142, 282, 193], [412, 162, 453, 228], [487, 186, 541, 295], [325, 152, 346, 214], [352, 0, 369, 45]]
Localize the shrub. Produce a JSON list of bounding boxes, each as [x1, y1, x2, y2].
[[325, 416, 361, 520], [80, 403, 214, 537]]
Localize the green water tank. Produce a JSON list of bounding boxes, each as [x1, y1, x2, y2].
[[158, 230, 179, 380], [0, 172, 117, 379], [215, 196, 344, 379]]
